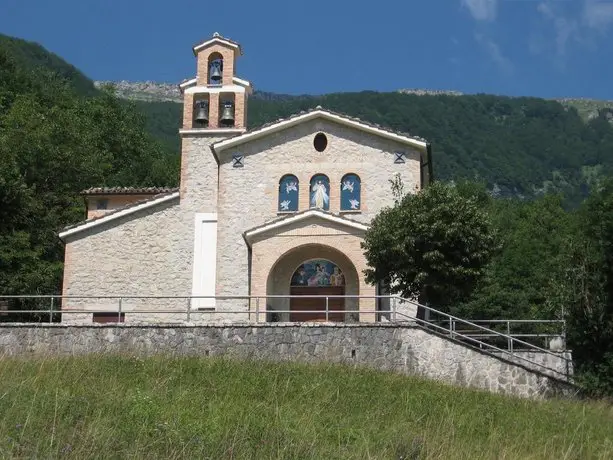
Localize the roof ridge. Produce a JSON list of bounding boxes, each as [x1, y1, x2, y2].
[[61, 191, 179, 236], [212, 107, 429, 152], [244, 208, 368, 241], [81, 186, 179, 195]]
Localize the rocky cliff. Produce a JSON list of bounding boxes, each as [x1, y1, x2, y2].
[[94, 80, 613, 123]]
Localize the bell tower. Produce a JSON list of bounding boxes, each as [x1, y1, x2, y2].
[[177, 32, 253, 212], [179, 32, 252, 131]]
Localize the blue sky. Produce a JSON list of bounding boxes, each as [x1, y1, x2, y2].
[[1, 0, 612, 99]]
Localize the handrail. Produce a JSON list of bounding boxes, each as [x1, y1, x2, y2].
[[394, 297, 566, 357], [391, 298, 571, 379], [0, 294, 570, 379], [394, 310, 570, 379]]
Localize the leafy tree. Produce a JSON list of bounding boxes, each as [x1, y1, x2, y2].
[[0, 56, 178, 298], [456, 194, 574, 320], [549, 180, 613, 396], [362, 181, 499, 312]]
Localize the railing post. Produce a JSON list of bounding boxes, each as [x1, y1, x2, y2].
[[449, 317, 453, 338], [255, 297, 260, 323], [49, 296, 54, 323], [392, 296, 397, 322], [325, 296, 329, 321], [507, 321, 513, 354], [186, 297, 191, 323], [118, 297, 123, 323]]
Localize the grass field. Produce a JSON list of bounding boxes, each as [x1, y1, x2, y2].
[[0, 355, 611, 459]]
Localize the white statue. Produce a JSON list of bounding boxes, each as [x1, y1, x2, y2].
[[279, 200, 291, 211], [342, 180, 354, 193], [311, 180, 329, 209], [285, 181, 298, 194]]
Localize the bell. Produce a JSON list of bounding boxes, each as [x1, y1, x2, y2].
[[209, 63, 222, 83], [194, 102, 208, 126], [220, 102, 235, 126]]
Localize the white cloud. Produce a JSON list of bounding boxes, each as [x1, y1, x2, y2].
[[475, 33, 513, 74], [534, 0, 613, 67], [583, 0, 613, 32], [461, 0, 497, 21], [536, 2, 579, 58]]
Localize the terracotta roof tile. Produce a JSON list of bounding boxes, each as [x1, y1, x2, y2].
[[81, 187, 179, 196], [62, 191, 179, 233], [244, 208, 366, 236], [215, 106, 429, 146], [192, 32, 242, 53]]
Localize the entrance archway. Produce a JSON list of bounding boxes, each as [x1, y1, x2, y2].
[[289, 259, 346, 321], [266, 244, 359, 323]]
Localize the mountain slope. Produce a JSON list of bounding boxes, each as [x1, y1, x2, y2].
[[3, 33, 613, 206], [133, 89, 613, 205], [0, 34, 97, 97]]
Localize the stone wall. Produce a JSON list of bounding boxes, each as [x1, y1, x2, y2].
[[0, 323, 574, 400], [215, 118, 423, 313]]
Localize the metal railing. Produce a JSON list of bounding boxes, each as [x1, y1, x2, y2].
[[451, 319, 566, 352], [391, 298, 570, 380], [0, 294, 571, 380]]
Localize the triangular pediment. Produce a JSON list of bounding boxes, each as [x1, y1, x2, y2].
[[192, 32, 242, 56], [244, 209, 368, 245], [212, 108, 428, 154]]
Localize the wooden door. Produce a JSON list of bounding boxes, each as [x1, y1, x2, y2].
[[290, 286, 345, 322]]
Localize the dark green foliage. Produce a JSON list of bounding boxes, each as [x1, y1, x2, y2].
[[454, 194, 574, 320], [362, 181, 499, 310], [547, 180, 613, 397], [134, 91, 613, 207], [0, 48, 177, 296], [363, 181, 613, 395], [0, 33, 97, 97]]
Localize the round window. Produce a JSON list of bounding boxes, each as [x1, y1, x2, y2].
[[313, 132, 328, 152]]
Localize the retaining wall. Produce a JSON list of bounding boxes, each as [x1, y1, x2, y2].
[[0, 323, 574, 399]]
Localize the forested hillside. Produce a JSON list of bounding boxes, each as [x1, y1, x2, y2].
[[137, 93, 613, 206], [0, 34, 97, 97], [0, 39, 178, 295], [3, 34, 613, 394]]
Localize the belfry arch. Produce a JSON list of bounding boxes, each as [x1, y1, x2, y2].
[[265, 244, 360, 322]]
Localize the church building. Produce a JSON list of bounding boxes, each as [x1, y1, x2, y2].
[[58, 33, 433, 324]]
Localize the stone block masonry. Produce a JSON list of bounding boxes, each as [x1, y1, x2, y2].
[[0, 323, 575, 400]]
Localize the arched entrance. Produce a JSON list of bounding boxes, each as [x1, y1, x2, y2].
[[266, 244, 359, 323], [289, 259, 346, 321]]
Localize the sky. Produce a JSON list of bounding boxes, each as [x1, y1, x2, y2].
[[1, 0, 613, 99]]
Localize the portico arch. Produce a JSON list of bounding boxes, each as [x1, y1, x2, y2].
[[265, 244, 360, 322]]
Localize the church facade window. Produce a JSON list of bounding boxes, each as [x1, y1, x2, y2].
[[310, 174, 330, 210], [340, 173, 361, 211], [278, 175, 299, 212]]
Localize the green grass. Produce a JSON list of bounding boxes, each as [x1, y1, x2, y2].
[[0, 356, 612, 459]]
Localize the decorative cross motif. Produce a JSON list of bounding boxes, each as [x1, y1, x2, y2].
[[232, 154, 244, 168], [394, 151, 406, 164]]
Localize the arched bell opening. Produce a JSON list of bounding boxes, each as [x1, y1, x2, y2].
[[207, 52, 224, 85], [265, 244, 359, 323], [192, 94, 210, 128], [219, 92, 236, 127]]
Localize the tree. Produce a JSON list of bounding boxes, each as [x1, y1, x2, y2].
[[549, 179, 613, 396], [456, 194, 573, 320], [362, 181, 499, 312]]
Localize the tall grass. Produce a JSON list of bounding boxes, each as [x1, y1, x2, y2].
[[0, 355, 611, 459]]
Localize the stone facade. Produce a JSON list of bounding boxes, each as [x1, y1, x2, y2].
[[0, 324, 574, 399], [59, 33, 429, 325], [61, 197, 191, 323], [214, 119, 422, 319]]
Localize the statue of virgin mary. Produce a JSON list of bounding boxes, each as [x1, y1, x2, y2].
[[311, 180, 329, 209]]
